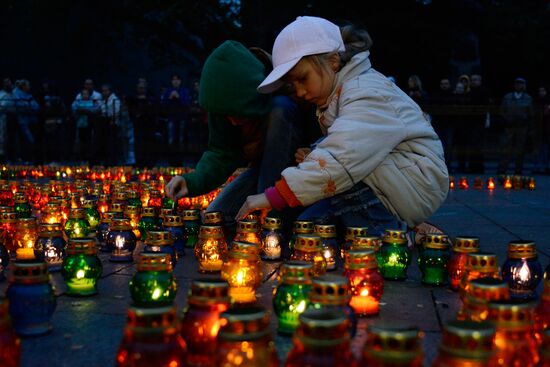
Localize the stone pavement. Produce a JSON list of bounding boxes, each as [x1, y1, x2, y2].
[[1, 174, 549, 367]]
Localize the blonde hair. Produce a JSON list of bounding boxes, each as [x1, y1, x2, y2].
[[408, 75, 423, 91]]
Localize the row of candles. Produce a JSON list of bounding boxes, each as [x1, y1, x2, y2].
[[449, 175, 537, 190]]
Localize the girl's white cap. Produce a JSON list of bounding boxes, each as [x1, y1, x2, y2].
[[257, 16, 345, 94]]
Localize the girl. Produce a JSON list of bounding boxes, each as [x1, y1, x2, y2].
[[236, 16, 449, 234]]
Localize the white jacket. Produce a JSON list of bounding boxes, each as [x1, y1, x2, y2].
[[281, 51, 449, 227]]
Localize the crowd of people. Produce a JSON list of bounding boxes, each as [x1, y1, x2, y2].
[[1, 69, 549, 175], [0, 75, 208, 167]]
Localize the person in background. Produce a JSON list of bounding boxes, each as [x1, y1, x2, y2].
[[466, 74, 491, 173], [39, 80, 66, 163], [72, 78, 102, 164], [0, 78, 14, 162], [100, 84, 121, 165], [458, 74, 471, 94], [533, 85, 550, 174], [12, 79, 39, 162], [161, 74, 191, 164], [127, 81, 158, 167], [407, 74, 429, 111], [72, 89, 95, 162], [498, 77, 534, 175]]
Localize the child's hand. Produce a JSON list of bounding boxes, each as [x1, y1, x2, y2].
[[236, 194, 272, 221], [295, 147, 311, 163]]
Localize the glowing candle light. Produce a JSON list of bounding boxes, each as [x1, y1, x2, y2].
[[501, 241, 543, 299]]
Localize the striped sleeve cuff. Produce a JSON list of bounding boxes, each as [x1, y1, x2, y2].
[[274, 177, 302, 208]]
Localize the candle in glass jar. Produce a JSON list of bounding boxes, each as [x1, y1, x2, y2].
[[349, 288, 379, 316], [264, 234, 281, 259]]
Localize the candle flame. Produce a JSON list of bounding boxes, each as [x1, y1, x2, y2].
[[115, 236, 125, 249], [236, 269, 245, 284], [152, 288, 161, 300], [76, 269, 85, 279], [324, 249, 332, 259], [296, 300, 306, 313], [517, 262, 531, 282], [360, 288, 369, 297]]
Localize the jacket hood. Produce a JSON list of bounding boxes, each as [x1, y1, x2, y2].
[[199, 40, 272, 118]]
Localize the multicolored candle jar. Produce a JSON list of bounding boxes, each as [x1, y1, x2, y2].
[[291, 235, 327, 276], [82, 198, 100, 232], [129, 253, 176, 307], [6, 261, 56, 336], [64, 208, 90, 239], [447, 236, 479, 291], [308, 274, 357, 337], [315, 224, 339, 270], [14, 217, 38, 260], [289, 221, 314, 255], [34, 223, 66, 271], [216, 307, 279, 367], [221, 243, 263, 304], [488, 300, 539, 366], [0, 297, 21, 367], [285, 309, 357, 367], [459, 252, 500, 300], [13, 193, 31, 218], [344, 249, 384, 317], [377, 229, 410, 280], [116, 306, 187, 367], [162, 215, 185, 256], [363, 324, 424, 367], [261, 217, 283, 261], [457, 277, 509, 322], [107, 218, 137, 262], [194, 225, 227, 273], [180, 278, 230, 367], [233, 220, 261, 246], [417, 234, 451, 286], [501, 241, 543, 299], [142, 230, 177, 267], [97, 211, 117, 252], [431, 320, 495, 367], [342, 227, 369, 258], [351, 236, 381, 252], [273, 261, 313, 334], [182, 209, 200, 249], [138, 207, 158, 241], [62, 238, 103, 296]]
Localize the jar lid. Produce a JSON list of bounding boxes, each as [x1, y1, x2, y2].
[[14, 192, 26, 204], [453, 236, 480, 253], [352, 236, 381, 251], [141, 207, 156, 217], [82, 199, 97, 208], [218, 306, 271, 341], [236, 220, 260, 233], [423, 234, 450, 250], [439, 320, 495, 360], [114, 192, 128, 201], [38, 223, 63, 237], [262, 217, 282, 230], [9, 261, 50, 284], [162, 215, 183, 227], [188, 278, 230, 307], [69, 208, 86, 219], [310, 274, 351, 305], [124, 205, 141, 217], [507, 240, 537, 259], [293, 221, 314, 234], [100, 211, 117, 223], [487, 300, 536, 330], [468, 278, 510, 301], [110, 202, 125, 213], [230, 241, 260, 256], [0, 212, 17, 223], [315, 224, 337, 238], [345, 227, 369, 241], [145, 231, 174, 246], [364, 324, 423, 363], [295, 234, 322, 252], [198, 225, 224, 239], [0, 206, 12, 213], [67, 238, 97, 255], [16, 217, 37, 229], [159, 208, 173, 217], [383, 229, 407, 245], [279, 261, 313, 284], [467, 253, 499, 273], [109, 218, 133, 231], [345, 249, 378, 270], [125, 306, 178, 336], [203, 211, 224, 224], [136, 253, 172, 272], [127, 191, 139, 199], [296, 309, 349, 347], [98, 194, 109, 202], [182, 209, 200, 221]]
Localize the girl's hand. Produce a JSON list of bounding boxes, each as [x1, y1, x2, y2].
[[236, 194, 272, 220], [165, 176, 188, 201], [295, 147, 311, 163]]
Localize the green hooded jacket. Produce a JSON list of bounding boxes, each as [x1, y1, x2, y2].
[[182, 40, 272, 196]]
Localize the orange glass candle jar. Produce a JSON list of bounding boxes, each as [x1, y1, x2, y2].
[[40, 202, 62, 225], [216, 307, 279, 367], [0, 212, 17, 253], [448, 236, 479, 291], [233, 220, 261, 246], [344, 249, 383, 317], [124, 205, 142, 240], [285, 309, 358, 367], [291, 234, 327, 276], [458, 277, 510, 322], [180, 278, 230, 367], [363, 324, 424, 367], [221, 243, 263, 304], [459, 252, 500, 300], [432, 320, 495, 367], [0, 297, 20, 367], [342, 226, 369, 258], [14, 218, 38, 260], [194, 225, 227, 273], [487, 300, 539, 366]]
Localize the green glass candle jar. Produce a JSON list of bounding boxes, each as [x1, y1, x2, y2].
[[376, 229, 410, 280], [418, 234, 451, 286], [13, 193, 31, 218], [182, 209, 200, 249], [291, 235, 327, 277], [64, 208, 90, 239], [82, 199, 101, 232], [315, 224, 339, 270], [261, 217, 284, 261], [129, 253, 176, 307], [138, 207, 158, 241], [342, 227, 369, 258], [273, 261, 313, 334], [62, 238, 103, 296]]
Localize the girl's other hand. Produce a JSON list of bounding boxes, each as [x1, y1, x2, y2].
[[294, 147, 311, 163], [236, 194, 272, 221]]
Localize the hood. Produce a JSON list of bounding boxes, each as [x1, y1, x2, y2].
[[199, 40, 272, 118]]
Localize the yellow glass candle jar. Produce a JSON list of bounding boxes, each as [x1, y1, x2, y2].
[[194, 225, 227, 273], [233, 220, 261, 246], [221, 246, 263, 304]]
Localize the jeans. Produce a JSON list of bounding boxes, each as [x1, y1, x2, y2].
[[298, 182, 401, 237]]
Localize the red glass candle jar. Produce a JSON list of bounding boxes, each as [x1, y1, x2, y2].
[[457, 277, 509, 322], [0, 297, 21, 367], [539, 329, 550, 367], [448, 236, 480, 291], [535, 275, 550, 344], [0, 212, 17, 253], [363, 324, 424, 367], [459, 252, 500, 300]]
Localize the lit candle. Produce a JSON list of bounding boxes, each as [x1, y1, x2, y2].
[[16, 247, 35, 260], [263, 234, 281, 260], [349, 288, 379, 316]]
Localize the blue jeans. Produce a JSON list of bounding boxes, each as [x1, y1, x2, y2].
[[298, 182, 401, 236]]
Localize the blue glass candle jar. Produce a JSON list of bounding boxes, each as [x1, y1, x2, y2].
[[418, 234, 451, 286], [62, 238, 103, 296], [501, 241, 543, 299], [34, 223, 67, 272], [142, 230, 177, 267], [377, 229, 410, 280], [6, 261, 56, 336], [182, 209, 200, 249], [261, 217, 284, 261], [97, 211, 117, 252], [107, 218, 137, 262], [162, 215, 185, 256], [315, 224, 339, 271]]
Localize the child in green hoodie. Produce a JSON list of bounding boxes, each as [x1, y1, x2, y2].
[[165, 40, 315, 224]]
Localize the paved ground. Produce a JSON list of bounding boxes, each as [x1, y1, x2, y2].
[[1, 174, 549, 366]]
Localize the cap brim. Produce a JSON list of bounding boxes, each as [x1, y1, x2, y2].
[[257, 57, 301, 94]]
